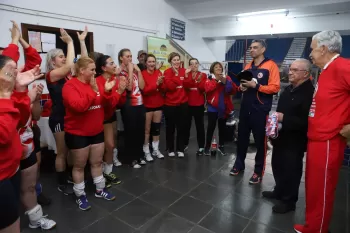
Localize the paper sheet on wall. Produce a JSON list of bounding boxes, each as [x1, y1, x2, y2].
[[42, 43, 56, 53], [39, 53, 47, 73], [28, 31, 42, 52], [41, 33, 56, 44]]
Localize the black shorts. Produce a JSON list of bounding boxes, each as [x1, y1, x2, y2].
[[32, 124, 41, 153], [49, 116, 64, 134], [20, 151, 38, 170], [146, 106, 163, 112], [103, 113, 117, 124], [65, 132, 104, 150], [0, 170, 21, 230]]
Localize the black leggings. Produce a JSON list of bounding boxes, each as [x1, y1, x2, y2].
[[205, 111, 227, 149], [121, 104, 145, 164], [164, 103, 188, 153], [184, 105, 205, 149]]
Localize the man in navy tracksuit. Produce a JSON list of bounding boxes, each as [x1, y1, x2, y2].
[[230, 40, 280, 184]]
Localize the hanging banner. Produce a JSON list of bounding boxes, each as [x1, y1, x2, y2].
[[147, 36, 173, 72]]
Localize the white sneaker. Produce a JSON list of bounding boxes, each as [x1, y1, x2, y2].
[[139, 159, 147, 165], [113, 148, 122, 166], [168, 152, 175, 157], [178, 152, 184, 158], [152, 150, 164, 159], [145, 153, 154, 162], [29, 216, 56, 230], [133, 164, 141, 169]]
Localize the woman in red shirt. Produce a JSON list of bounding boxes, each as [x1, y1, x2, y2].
[[141, 54, 165, 162], [62, 57, 125, 211], [163, 52, 189, 158], [183, 58, 207, 156], [95, 55, 123, 187], [118, 48, 146, 168]]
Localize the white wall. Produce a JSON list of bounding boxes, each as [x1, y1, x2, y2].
[[204, 39, 226, 62], [201, 13, 350, 39]]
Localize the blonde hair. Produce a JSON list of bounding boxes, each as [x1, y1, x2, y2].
[[45, 48, 63, 72], [74, 57, 94, 75]]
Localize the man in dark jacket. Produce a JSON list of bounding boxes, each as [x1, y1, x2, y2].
[[263, 58, 314, 214]]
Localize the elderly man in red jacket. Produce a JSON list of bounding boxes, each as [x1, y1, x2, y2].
[[294, 31, 350, 233]]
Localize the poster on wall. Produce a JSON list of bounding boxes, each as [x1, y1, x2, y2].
[[28, 31, 42, 52], [170, 18, 186, 41], [147, 36, 174, 72]]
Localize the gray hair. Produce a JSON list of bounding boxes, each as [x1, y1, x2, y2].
[[45, 48, 63, 72], [312, 31, 342, 53], [252, 39, 267, 49], [294, 58, 312, 73]]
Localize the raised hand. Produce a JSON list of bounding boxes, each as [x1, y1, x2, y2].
[[90, 77, 98, 92], [104, 78, 116, 92], [9, 20, 21, 42], [117, 79, 127, 94], [156, 61, 164, 70], [133, 64, 141, 72], [28, 83, 44, 103], [16, 65, 44, 90], [60, 28, 73, 44], [77, 26, 88, 41]]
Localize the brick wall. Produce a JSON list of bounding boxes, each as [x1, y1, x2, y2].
[[344, 146, 350, 167]]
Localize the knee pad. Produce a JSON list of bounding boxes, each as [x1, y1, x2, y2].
[[151, 122, 161, 136]]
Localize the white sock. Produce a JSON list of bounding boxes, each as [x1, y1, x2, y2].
[[26, 204, 42, 225], [113, 148, 118, 157], [103, 162, 113, 175], [93, 175, 105, 192], [152, 141, 159, 151], [143, 144, 150, 154], [73, 182, 86, 197]]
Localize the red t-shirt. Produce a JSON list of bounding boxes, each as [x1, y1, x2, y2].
[[185, 72, 207, 106], [141, 69, 164, 108], [163, 68, 188, 106], [0, 91, 31, 180], [308, 56, 350, 141], [120, 70, 143, 106]]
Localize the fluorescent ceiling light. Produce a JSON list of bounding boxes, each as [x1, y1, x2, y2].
[[237, 9, 288, 17]]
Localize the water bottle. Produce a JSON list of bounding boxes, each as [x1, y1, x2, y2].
[[211, 136, 217, 156]]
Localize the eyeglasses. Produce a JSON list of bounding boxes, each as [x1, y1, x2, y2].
[[289, 68, 307, 73]]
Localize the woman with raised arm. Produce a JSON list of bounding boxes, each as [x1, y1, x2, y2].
[[45, 27, 87, 195], [118, 48, 146, 168], [95, 55, 124, 187], [163, 52, 189, 158], [0, 54, 47, 233], [204, 62, 237, 156], [62, 57, 125, 211], [183, 58, 207, 156], [141, 54, 165, 161]]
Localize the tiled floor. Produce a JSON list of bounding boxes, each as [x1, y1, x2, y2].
[[21, 130, 349, 233]]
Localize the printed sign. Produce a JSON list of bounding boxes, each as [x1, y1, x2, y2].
[[170, 18, 186, 41]]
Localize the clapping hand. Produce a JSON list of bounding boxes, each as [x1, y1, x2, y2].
[[60, 28, 73, 44], [77, 26, 88, 41], [117, 79, 127, 94], [16, 65, 44, 91], [104, 78, 116, 92], [90, 77, 98, 92], [28, 83, 44, 103]]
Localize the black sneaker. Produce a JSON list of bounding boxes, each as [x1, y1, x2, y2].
[[272, 203, 296, 214], [37, 193, 51, 206], [218, 145, 226, 156], [204, 148, 210, 156], [249, 173, 262, 184], [58, 184, 74, 195], [104, 173, 122, 185]]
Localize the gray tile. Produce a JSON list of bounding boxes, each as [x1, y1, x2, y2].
[[140, 186, 182, 209], [188, 226, 214, 233], [113, 199, 161, 228], [139, 211, 193, 233], [187, 182, 231, 205], [216, 193, 261, 219], [117, 177, 157, 196], [163, 173, 200, 194], [199, 208, 250, 233], [168, 196, 212, 223], [80, 215, 135, 233], [244, 221, 285, 233]]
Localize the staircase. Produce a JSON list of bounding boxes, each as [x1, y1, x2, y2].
[[281, 38, 307, 69], [239, 47, 253, 65]]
